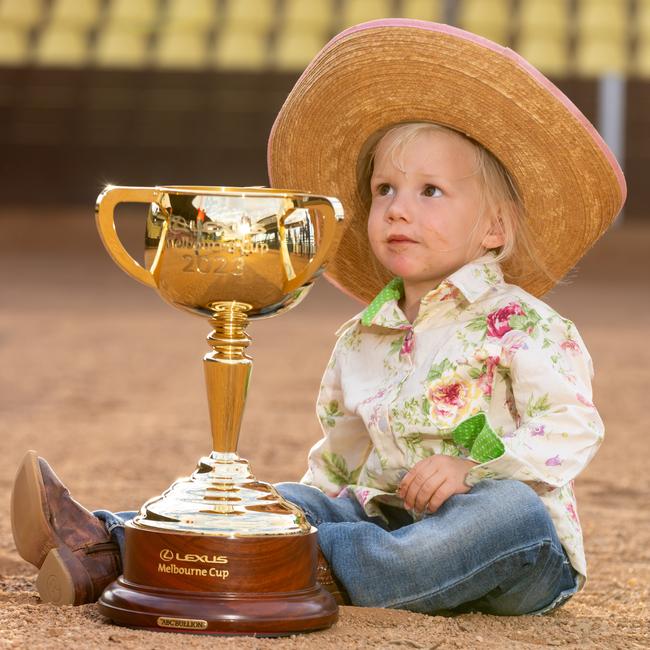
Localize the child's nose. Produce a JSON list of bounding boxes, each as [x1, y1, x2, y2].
[[386, 195, 411, 223]]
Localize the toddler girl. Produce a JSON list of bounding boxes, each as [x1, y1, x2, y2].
[[266, 19, 625, 615]]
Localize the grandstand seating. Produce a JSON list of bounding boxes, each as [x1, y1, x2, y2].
[[49, 0, 101, 29], [0, 0, 44, 29], [338, 0, 394, 30], [575, 0, 629, 77], [456, 0, 512, 45], [213, 29, 268, 71], [399, 0, 443, 22], [273, 29, 327, 71], [105, 0, 159, 32], [34, 24, 89, 66], [222, 0, 276, 34], [153, 28, 209, 69], [576, 0, 627, 39], [516, 0, 570, 76], [0, 0, 645, 78], [283, 0, 332, 32], [517, 33, 570, 77], [163, 0, 217, 32], [518, 0, 569, 40], [94, 29, 151, 68], [0, 24, 30, 64], [637, 0, 650, 38], [575, 34, 628, 76]]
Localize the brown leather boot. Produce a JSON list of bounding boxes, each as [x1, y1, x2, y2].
[[10, 450, 122, 606], [316, 547, 351, 605]]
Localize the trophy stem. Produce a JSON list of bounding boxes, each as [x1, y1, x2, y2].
[[203, 301, 253, 455]]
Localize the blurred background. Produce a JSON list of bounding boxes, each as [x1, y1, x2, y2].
[[0, 0, 647, 211]]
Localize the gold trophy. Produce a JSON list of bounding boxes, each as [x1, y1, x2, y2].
[[94, 185, 344, 634]]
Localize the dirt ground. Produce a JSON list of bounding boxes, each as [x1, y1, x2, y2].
[[0, 209, 648, 649]]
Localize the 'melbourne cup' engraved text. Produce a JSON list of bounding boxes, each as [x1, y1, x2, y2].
[[157, 563, 230, 579], [166, 236, 269, 255], [157, 548, 229, 579]]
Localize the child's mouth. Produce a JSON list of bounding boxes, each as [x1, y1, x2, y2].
[[387, 235, 416, 244]]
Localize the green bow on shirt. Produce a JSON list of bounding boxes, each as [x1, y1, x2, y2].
[[451, 413, 505, 464]]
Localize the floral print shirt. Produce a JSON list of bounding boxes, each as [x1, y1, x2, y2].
[[304, 254, 603, 586]]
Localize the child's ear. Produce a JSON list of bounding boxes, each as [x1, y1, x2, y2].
[[481, 211, 506, 250]]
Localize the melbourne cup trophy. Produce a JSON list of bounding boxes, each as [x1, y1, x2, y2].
[[94, 185, 344, 634]]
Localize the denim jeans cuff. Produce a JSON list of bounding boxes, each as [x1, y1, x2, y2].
[[529, 561, 580, 615]]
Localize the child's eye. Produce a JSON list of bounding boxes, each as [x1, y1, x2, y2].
[[423, 185, 442, 198], [375, 183, 392, 196]]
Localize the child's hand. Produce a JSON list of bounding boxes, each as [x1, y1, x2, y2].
[[397, 456, 478, 513]]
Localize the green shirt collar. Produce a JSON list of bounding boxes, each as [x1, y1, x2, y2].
[[360, 254, 505, 329]]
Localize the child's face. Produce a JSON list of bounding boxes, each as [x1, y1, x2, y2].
[[367, 129, 504, 295]]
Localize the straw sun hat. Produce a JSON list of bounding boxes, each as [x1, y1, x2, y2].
[[268, 19, 626, 302]]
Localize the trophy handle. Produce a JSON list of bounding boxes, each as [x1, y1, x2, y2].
[[95, 185, 158, 288], [284, 197, 343, 292]]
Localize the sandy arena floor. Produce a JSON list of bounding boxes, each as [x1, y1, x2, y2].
[[0, 209, 648, 649]]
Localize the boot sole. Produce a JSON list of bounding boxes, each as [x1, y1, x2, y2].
[[10, 450, 56, 568], [36, 548, 78, 605]]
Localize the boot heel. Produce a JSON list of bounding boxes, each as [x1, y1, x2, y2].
[[36, 547, 89, 605]]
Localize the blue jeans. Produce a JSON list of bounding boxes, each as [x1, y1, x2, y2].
[[95, 479, 578, 616]]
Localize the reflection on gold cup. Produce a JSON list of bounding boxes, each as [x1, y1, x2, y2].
[[94, 185, 344, 634]]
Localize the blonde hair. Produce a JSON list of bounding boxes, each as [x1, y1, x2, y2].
[[358, 122, 554, 285]]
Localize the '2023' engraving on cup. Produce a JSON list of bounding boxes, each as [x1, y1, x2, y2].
[[181, 252, 245, 276], [157, 548, 230, 580]]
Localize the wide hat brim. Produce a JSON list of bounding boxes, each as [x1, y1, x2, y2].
[[268, 19, 626, 302]]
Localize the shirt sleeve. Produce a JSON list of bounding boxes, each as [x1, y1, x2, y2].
[[301, 326, 373, 495], [465, 318, 604, 490]]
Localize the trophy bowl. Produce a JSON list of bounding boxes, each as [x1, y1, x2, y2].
[[94, 185, 344, 634]]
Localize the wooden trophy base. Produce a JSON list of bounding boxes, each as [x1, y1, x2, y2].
[[98, 523, 338, 635]]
